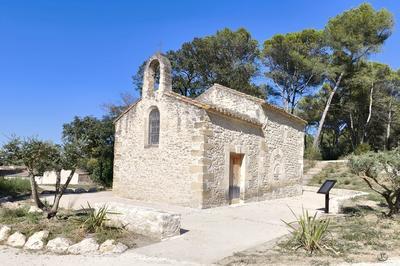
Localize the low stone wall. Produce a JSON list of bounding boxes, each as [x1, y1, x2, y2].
[[94, 202, 181, 240]]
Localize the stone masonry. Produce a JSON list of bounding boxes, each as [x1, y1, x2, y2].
[[113, 53, 306, 208]]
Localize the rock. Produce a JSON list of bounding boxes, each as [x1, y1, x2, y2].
[[64, 188, 74, 194], [67, 238, 99, 254], [0, 225, 11, 243], [74, 188, 87, 194], [94, 202, 181, 239], [0, 196, 12, 203], [99, 239, 128, 254], [7, 232, 26, 247], [1, 201, 22, 209], [28, 206, 43, 214], [24, 230, 49, 250], [88, 187, 97, 193], [46, 237, 72, 254]]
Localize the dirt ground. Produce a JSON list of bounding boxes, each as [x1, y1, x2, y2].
[[218, 197, 400, 266]]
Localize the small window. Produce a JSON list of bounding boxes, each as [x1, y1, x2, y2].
[[148, 108, 160, 145]]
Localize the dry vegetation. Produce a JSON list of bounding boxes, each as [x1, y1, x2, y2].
[[219, 163, 400, 265], [0, 205, 156, 248]]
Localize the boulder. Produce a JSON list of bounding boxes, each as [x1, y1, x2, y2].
[[67, 238, 99, 254], [46, 237, 72, 254], [1, 201, 22, 209], [88, 187, 97, 193], [64, 188, 74, 194], [24, 230, 49, 250], [99, 239, 128, 254], [74, 188, 87, 194], [40, 190, 53, 195], [0, 225, 11, 243], [0, 196, 12, 203], [94, 202, 181, 239], [28, 206, 43, 214], [7, 232, 26, 247]]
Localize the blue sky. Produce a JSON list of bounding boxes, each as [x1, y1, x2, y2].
[[0, 0, 399, 144]]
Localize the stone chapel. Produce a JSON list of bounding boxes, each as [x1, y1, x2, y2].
[[112, 53, 306, 208]]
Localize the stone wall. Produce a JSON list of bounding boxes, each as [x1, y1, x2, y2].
[[196, 84, 266, 122], [201, 114, 265, 208], [197, 85, 304, 206], [113, 92, 207, 207]]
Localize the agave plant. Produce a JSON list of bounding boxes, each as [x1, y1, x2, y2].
[[80, 202, 112, 233], [282, 208, 334, 254]]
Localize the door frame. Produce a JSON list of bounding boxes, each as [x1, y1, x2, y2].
[[223, 144, 248, 204], [229, 153, 244, 204]]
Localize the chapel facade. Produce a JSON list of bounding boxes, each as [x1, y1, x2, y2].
[[113, 53, 306, 208]]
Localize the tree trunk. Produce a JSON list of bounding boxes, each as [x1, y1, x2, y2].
[[361, 82, 374, 144], [349, 112, 356, 150], [313, 73, 344, 149], [29, 175, 44, 209], [385, 99, 392, 150], [47, 169, 75, 219], [53, 170, 61, 204]]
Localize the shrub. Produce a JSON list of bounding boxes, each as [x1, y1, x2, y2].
[[80, 203, 111, 233], [348, 148, 400, 216], [354, 143, 371, 155], [304, 146, 322, 161], [0, 177, 31, 197], [282, 208, 333, 254]]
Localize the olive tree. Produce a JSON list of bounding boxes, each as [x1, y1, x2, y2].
[[1, 137, 84, 218], [349, 148, 400, 216]]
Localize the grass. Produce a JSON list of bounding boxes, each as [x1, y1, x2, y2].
[[307, 163, 383, 202], [219, 163, 400, 265], [0, 177, 31, 198], [0, 205, 156, 248], [220, 200, 400, 265]]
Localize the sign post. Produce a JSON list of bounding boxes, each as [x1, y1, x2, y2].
[[317, 180, 337, 213]]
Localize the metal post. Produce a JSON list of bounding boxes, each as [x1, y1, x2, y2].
[[325, 193, 329, 213]]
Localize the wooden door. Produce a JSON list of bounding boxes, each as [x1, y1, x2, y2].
[[229, 154, 242, 203]]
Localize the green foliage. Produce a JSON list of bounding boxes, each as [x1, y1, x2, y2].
[[324, 3, 394, 62], [354, 143, 371, 155], [0, 137, 23, 166], [0, 206, 41, 225], [283, 208, 332, 254], [0, 177, 31, 197], [62, 116, 114, 186], [348, 148, 400, 216], [304, 146, 322, 160], [9, 138, 61, 177], [133, 28, 264, 98], [80, 203, 111, 233], [262, 29, 326, 113]]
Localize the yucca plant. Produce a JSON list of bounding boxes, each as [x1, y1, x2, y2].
[[80, 202, 111, 233], [282, 208, 334, 254]]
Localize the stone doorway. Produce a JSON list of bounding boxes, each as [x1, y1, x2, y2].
[[229, 153, 244, 204]]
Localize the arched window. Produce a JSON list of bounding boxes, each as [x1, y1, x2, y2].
[[148, 108, 160, 145]]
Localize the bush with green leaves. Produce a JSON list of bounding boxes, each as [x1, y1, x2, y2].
[[354, 143, 371, 155], [304, 146, 322, 161], [349, 148, 400, 216], [80, 203, 112, 233], [283, 208, 333, 254], [0, 177, 31, 197]]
